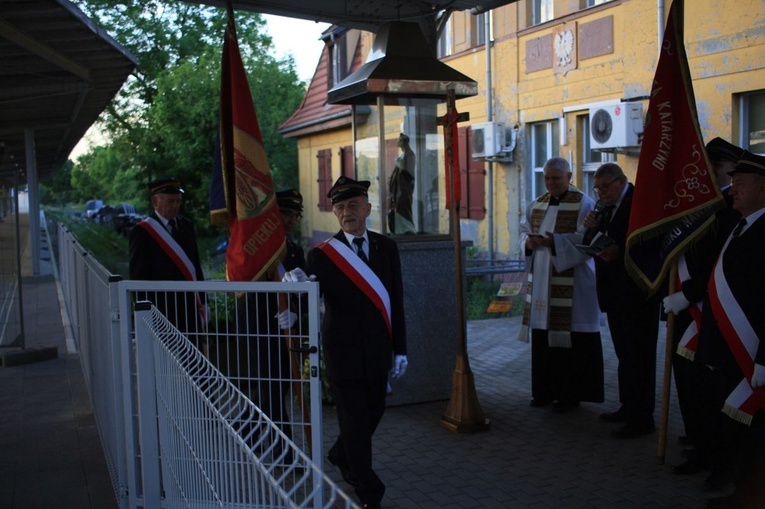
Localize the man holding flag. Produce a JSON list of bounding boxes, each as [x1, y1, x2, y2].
[[210, 6, 295, 446], [621, 0, 724, 450], [662, 137, 743, 482]]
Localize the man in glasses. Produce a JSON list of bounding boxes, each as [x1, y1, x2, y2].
[[584, 163, 661, 439]]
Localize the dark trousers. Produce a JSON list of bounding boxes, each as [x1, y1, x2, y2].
[[673, 351, 708, 446], [726, 410, 765, 508], [531, 329, 604, 404], [606, 298, 660, 427], [329, 376, 387, 505]]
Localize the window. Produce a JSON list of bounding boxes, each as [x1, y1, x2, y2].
[[326, 32, 348, 90], [579, 115, 615, 202], [529, 121, 559, 199], [437, 16, 453, 58], [741, 91, 765, 155], [340, 145, 354, 178], [471, 12, 487, 48], [584, 0, 612, 7], [532, 0, 554, 25], [317, 149, 333, 211]]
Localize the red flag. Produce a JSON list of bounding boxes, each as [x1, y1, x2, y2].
[[211, 7, 285, 282], [625, 0, 722, 294]]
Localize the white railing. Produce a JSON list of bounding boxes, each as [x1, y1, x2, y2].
[[134, 303, 356, 509], [57, 225, 359, 509]]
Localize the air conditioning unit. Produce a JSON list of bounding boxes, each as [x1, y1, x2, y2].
[[589, 102, 643, 149], [471, 121, 505, 158]]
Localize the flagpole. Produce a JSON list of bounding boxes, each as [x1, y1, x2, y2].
[[439, 89, 490, 433], [658, 262, 678, 464], [276, 279, 312, 452]]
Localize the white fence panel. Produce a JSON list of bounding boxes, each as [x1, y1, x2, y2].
[[56, 225, 356, 509]]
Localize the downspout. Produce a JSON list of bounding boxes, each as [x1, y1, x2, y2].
[[485, 11, 494, 266], [657, 0, 665, 57]]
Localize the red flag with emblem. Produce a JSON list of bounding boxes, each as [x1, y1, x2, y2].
[[210, 6, 285, 282], [624, 0, 722, 294]]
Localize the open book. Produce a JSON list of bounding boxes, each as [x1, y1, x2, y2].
[[576, 231, 615, 256]]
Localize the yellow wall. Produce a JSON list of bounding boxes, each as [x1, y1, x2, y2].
[[437, 0, 764, 259], [295, 0, 764, 259]]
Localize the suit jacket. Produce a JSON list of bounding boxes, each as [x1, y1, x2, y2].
[[128, 212, 205, 333], [306, 230, 406, 381], [698, 212, 765, 373], [594, 184, 651, 313]]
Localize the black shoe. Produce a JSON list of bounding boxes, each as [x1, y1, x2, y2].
[[611, 423, 655, 439], [342, 471, 361, 488], [704, 494, 735, 509], [327, 454, 359, 487], [530, 398, 552, 408], [600, 408, 627, 423], [672, 457, 709, 475], [552, 400, 580, 413]]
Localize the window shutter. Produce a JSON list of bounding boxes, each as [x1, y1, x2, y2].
[[459, 126, 486, 220], [317, 149, 332, 211]]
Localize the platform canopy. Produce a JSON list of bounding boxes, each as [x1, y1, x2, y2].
[[0, 0, 137, 183]]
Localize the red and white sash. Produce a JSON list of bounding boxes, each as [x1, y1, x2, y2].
[[138, 218, 206, 328], [317, 237, 392, 338], [707, 236, 765, 426], [675, 254, 703, 361]]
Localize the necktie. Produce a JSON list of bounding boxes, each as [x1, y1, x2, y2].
[[600, 205, 615, 231], [168, 219, 177, 237], [352, 237, 368, 263], [732, 218, 747, 238]]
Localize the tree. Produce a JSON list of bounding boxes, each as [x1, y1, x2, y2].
[[65, 0, 306, 227]]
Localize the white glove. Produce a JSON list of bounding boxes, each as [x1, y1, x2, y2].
[[752, 363, 765, 388], [282, 268, 315, 282], [391, 355, 408, 378], [662, 291, 691, 315], [276, 310, 298, 330]]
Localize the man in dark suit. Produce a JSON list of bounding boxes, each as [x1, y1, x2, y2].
[[700, 151, 765, 509], [284, 176, 408, 509], [662, 137, 743, 482], [129, 177, 206, 338], [234, 189, 306, 446], [583, 163, 661, 439]]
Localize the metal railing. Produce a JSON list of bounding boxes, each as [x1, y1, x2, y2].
[[465, 259, 525, 276], [134, 303, 356, 509], [57, 225, 359, 509]]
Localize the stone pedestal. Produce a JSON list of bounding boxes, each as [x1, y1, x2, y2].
[[387, 239, 470, 406]]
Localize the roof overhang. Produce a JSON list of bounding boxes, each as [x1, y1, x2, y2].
[[181, 0, 521, 33], [0, 0, 137, 183]]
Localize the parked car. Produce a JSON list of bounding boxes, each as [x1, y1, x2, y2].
[[82, 199, 104, 222], [111, 203, 143, 235]]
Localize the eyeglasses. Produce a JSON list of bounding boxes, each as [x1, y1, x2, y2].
[[593, 177, 620, 194]]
